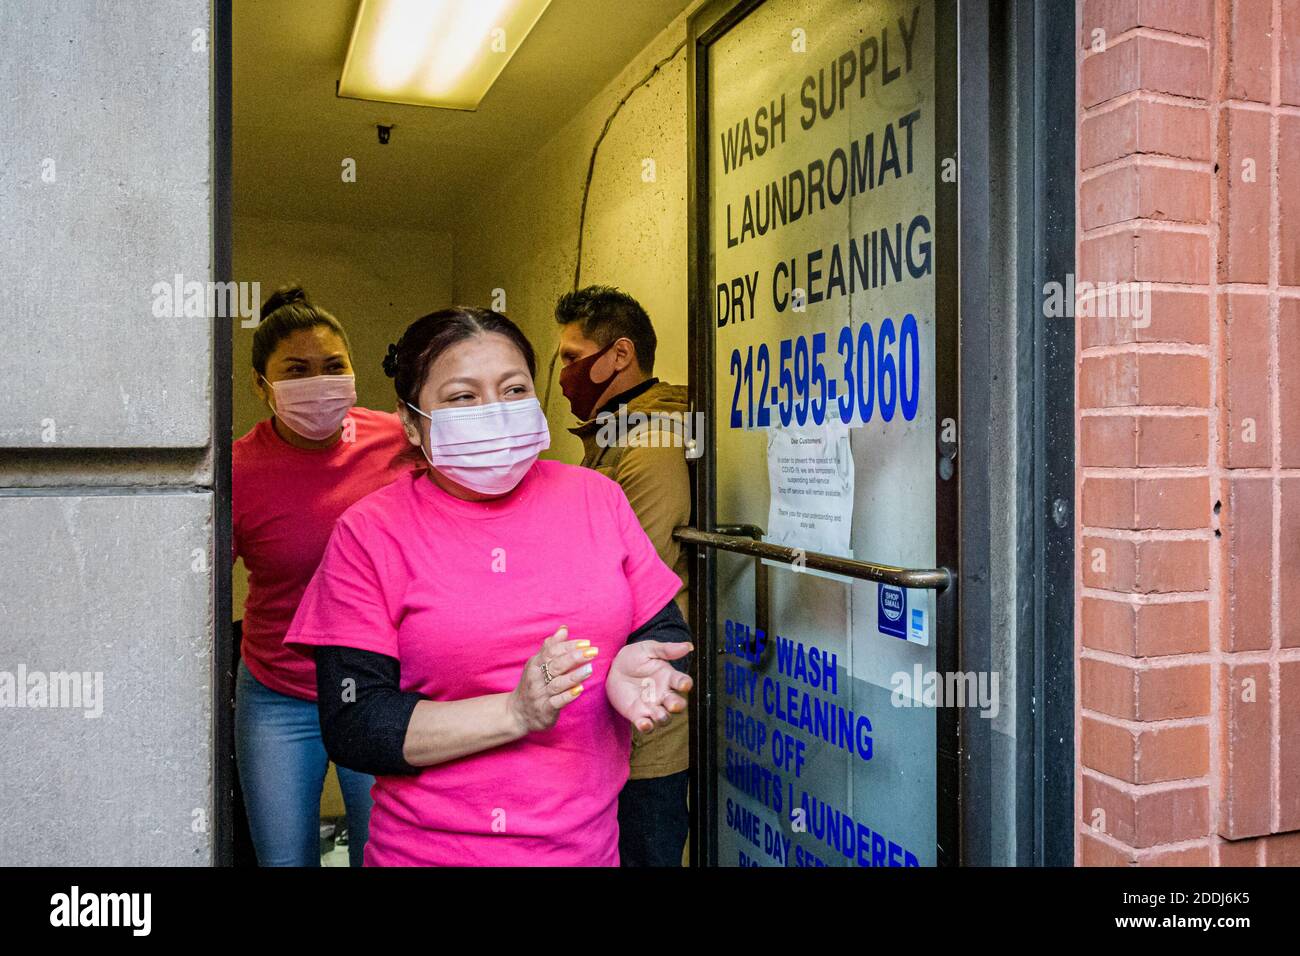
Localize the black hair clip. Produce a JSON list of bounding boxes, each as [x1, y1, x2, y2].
[[382, 342, 400, 378]]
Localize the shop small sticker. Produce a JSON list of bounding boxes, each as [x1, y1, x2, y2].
[[878, 585, 906, 639]]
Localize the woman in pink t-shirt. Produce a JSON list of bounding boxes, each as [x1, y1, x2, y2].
[[233, 286, 420, 867], [284, 306, 694, 866]]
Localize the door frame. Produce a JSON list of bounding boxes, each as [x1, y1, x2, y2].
[[212, 0, 235, 868], [954, 0, 1076, 867], [209, 0, 1076, 869]]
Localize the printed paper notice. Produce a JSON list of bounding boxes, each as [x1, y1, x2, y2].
[[765, 422, 854, 557]]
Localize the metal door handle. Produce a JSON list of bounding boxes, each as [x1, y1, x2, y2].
[[674, 525, 952, 592]]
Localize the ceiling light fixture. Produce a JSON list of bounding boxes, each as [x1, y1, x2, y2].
[[337, 0, 552, 111]]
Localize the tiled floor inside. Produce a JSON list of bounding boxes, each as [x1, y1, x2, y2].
[[320, 818, 352, 867]]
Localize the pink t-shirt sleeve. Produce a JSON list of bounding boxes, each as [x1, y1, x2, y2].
[[284, 516, 400, 658], [606, 478, 685, 633]]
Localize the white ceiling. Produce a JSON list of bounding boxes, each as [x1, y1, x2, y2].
[[232, 0, 693, 230]]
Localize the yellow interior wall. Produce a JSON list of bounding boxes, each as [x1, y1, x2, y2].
[[231, 214, 455, 623], [450, 6, 698, 462]]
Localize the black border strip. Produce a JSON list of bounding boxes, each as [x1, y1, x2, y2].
[[685, 0, 764, 871], [934, 0, 961, 868], [211, 0, 235, 869], [955, 0, 994, 869], [1033, 0, 1077, 868], [1011, 0, 1038, 868]]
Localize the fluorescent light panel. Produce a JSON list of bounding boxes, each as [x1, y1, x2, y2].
[[338, 0, 552, 111]]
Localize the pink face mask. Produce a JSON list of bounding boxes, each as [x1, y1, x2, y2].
[[261, 373, 356, 441], [405, 397, 551, 495]]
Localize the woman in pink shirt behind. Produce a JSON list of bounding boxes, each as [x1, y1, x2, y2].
[[233, 286, 420, 866], [284, 306, 694, 866]]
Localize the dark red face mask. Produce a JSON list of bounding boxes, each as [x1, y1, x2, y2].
[[559, 339, 619, 421]]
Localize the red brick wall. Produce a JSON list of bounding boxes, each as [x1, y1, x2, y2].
[[1076, 0, 1300, 866]]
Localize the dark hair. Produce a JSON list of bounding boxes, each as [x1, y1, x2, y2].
[[554, 285, 656, 374], [384, 306, 538, 409], [250, 284, 352, 376]]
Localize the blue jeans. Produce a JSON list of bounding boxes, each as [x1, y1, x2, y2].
[[618, 770, 689, 866], [235, 658, 374, 867]]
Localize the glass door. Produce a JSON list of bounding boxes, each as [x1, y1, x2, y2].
[[688, 0, 959, 867]]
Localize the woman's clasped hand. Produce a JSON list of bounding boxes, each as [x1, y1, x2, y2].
[[507, 626, 596, 733], [605, 639, 693, 734], [508, 625, 693, 735]]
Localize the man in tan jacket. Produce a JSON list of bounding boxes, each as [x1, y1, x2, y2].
[[555, 285, 692, 867]]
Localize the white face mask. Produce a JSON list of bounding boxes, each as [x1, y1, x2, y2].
[[406, 396, 550, 495], [261, 373, 356, 441]]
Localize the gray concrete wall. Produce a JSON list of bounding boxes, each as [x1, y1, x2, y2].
[[0, 0, 216, 864]]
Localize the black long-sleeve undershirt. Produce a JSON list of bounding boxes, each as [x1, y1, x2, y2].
[[313, 599, 692, 777]]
